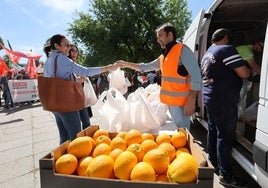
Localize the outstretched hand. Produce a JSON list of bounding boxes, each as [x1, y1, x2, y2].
[[114, 60, 127, 68]]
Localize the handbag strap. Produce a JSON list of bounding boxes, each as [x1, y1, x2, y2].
[[53, 55, 59, 78], [53, 55, 73, 80]]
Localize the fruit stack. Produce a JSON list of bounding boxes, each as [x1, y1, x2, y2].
[[54, 128, 199, 184]]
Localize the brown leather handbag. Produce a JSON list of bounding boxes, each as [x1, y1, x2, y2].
[[38, 56, 85, 112]]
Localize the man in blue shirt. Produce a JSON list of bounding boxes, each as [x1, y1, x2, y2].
[[201, 28, 250, 187]]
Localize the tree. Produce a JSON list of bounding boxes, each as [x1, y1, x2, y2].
[[68, 0, 191, 67]]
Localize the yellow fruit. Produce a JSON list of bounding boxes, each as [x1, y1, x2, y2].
[[140, 139, 158, 153], [95, 135, 111, 146], [125, 129, 142, 146], [93, 129, 109, 140], [110, 136, 127, 150], [155, 133, 171, 145], [156, 174, 169, 182], [77, 156, 93, 176], [171, 131, 187, 149], [126, 143, 145, 162], [176, 147, 190, 156], [143, 148, 170, 175], [67, 136, 93, 159], [55, 154, 78, 175], [92, 143, 112, 157], [116, 131, 127, 139], [141, 133, 154, 141], [167, 152, 198, 183], [85, 155, 114, 178], [130, 162, 156, 182], [109, 148, 123, 161], [114, 151, 138, 180], [158, 142, 176, 162]]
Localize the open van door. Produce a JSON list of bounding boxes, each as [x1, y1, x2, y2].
[[183, 9, 205, 59], [253, 21, 268, 188]]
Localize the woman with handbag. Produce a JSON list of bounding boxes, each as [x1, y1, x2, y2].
[[68, 44, 93, 130], [42, 34, 116, 144]]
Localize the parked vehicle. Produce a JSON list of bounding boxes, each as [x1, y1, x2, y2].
[[183, 0, 268, 187]]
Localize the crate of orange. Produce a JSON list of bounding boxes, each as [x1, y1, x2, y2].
[[39, 125, 214, 188]]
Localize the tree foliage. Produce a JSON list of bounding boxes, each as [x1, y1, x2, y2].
[[68, 0, 191, 66]]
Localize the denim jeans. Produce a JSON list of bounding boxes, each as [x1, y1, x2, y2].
[[53, 111, 82, 144], [205, 103, 237, 180], [79, 107, 90, 130], [168, 105, 190, 130]]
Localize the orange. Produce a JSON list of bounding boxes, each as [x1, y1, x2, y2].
[[92, 143, 112, 157], [167, 152, 198, 183], [109, 148, 123, 161], [176, 147, 190, 156], [126, 143, 145, 162], [156, 174, 169, 182], [143, 148, 170, 175], [158, 142, 176, 162], [141, 132, 154, 141], [116, 131, 127, 139], [110, 136, 127, 150], [140, 139, 158, 153], [124, 129, 142, 146], [88, 137, 96, 154], [77, 156, 93, 176], [171, 131, 187, 149], [155, 133, 171, 145], [95, 135, 111, 146], [93, 129, 109, 140], [130, 162, 156, 182], [55, 154, 78, 175], [85, 155, 114, 178], [114, 151, 138, 180], [67, 136, 93, 159]]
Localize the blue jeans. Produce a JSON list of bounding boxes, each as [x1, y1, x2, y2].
[[79, 107, 90, 130], [168, 106, 190, 130], [205, 103, 237, 180], [53, 111, 82, 144]]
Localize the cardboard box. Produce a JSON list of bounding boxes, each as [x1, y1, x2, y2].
[[39, 125, 214, 188]]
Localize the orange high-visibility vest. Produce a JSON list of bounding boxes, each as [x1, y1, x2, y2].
[[159, 43, 191, 106]]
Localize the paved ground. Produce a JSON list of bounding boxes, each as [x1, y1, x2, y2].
[[0, 102, 224, 188]]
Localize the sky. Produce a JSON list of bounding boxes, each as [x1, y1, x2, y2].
[[0, 0, 215, 64]]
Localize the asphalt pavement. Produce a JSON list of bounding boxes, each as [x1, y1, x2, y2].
[[0, 101, 225, 188]]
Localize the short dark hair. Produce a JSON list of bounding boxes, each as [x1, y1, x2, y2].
[[211, 28, 231, 43], [156, 22, 177, 41]]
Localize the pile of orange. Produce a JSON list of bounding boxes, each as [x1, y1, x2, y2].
[[54, 128, 198, 184]]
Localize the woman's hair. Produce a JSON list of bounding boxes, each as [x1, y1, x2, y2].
[[68, 44, 79, 60], [50, 34, 66, 50], [43, 45, 51, 58]]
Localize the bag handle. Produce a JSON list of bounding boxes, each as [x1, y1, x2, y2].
[[53, 55, 73, 80], [53, 55, 59, 78]]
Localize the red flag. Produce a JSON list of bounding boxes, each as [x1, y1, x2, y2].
[[26, 58, 38, 79], [0, 57, 10, 76]]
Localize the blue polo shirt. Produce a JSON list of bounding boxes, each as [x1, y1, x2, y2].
[[201, 44, 246, 106]]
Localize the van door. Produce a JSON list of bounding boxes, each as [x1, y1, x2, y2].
[[183, 9, 205, 59], [253, 21, 268, 188]]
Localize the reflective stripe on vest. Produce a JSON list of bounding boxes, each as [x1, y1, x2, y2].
[[160, 43, 191, 106]]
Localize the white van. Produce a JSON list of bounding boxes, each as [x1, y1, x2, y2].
[[183, 0, 268, 187]]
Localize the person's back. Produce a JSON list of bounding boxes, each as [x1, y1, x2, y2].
[[202, 44, 244, 105]]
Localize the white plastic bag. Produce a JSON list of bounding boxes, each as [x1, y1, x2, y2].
[[84, 77, 98, 107], [140, 84, 168, 125], [108, 68, 128, 95], [94, 88, 131, 132], [127, 90, 160, 134]]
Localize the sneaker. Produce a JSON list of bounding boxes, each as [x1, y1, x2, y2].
[[218, 175, 247, 188]]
